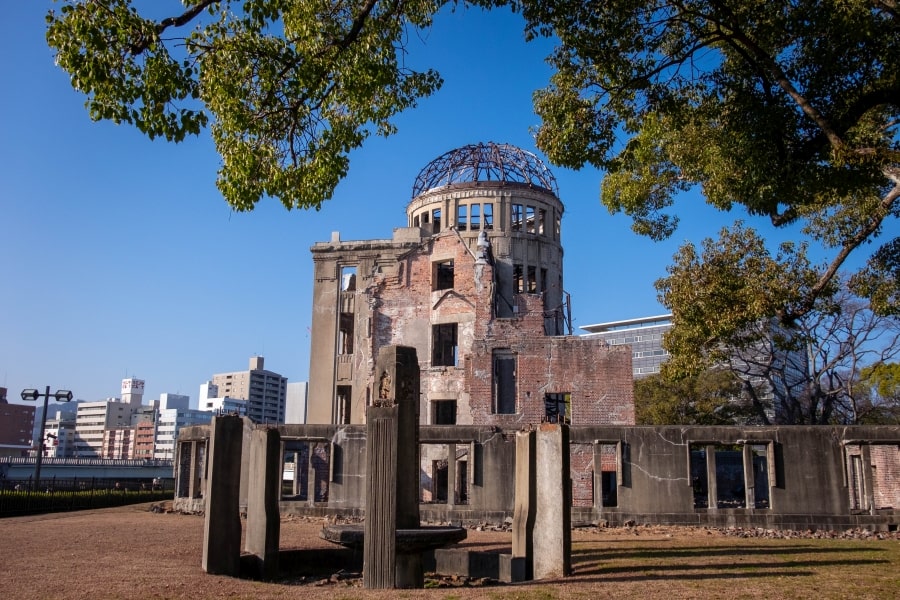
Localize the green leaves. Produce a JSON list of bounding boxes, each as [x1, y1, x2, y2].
[[46, 0, 445, 210]]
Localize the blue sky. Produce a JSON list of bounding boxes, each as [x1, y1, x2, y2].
[[1, 3, 853, 407]]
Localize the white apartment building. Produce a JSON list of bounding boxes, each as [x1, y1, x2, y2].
[[73, 378, 144, 458], [154, 407, 212, 460], [44, 410, 76, 458]]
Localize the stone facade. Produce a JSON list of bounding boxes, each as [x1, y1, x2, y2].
[[306, 143, 634, 430]]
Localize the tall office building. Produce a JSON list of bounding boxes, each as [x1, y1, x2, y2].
[[581, 315, 673, 378], [211, 357, 287, 424]]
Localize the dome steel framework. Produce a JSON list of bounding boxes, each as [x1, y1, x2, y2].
[[411, 142, 559, 198]]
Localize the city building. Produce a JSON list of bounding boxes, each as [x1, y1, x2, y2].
[[580, 314, 673, 378], [154, 406, 213, 460], [0, 387, 36, 458], [211, 357, 287, 424], [73, 378, 144, 458], [44, 410, 77, 458], [306, 142, 634, 428]]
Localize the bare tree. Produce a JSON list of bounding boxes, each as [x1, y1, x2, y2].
[[728, 287, 900, 425]]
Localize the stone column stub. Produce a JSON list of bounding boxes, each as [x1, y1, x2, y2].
[[202, 415, 243, 576]]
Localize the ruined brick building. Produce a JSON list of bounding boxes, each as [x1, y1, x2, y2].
[[306, 143, 634, 429]]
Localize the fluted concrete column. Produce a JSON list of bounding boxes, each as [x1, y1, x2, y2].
[[245, 427, 282, 580], [363, 345, 420, 589], [202, 415, 243, 576]]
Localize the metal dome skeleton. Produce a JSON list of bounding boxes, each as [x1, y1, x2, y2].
[[411, 142, 559, 198]]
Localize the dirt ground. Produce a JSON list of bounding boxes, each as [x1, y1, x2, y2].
[[1, 503, 897, 600]]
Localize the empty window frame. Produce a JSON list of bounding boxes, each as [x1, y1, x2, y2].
[[544, 392, 570, 424], [493, 349, 517, 414], [413, 214, 420, 227], [457, 204, 467, 231], [433, 259, 454, 291], [690, 442, 773, 509], [540, 268, 548, 293], [340, 266, 357, 291], [483, 203, 493, 230], [338, 312, 354, 354], [538, 208, 546, 235], [432, 208, 442, 233], [432, 323, 458, 367], [555, 212, 561, 239], [511, 204, 523, 232], [527, 266, 537, 293], [336, 386, 352, 424], [526, 206, 536, 233], [470, 204, 481, 230], [513, 264, 524, 293], [431, 400, 457, 425]]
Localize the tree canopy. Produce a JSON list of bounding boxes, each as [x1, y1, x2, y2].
[[47, 1, 899, 324]]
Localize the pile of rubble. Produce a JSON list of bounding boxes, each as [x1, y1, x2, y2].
[[715, 526, 900, 540]]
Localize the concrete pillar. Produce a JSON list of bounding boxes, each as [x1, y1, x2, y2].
[[245, 427, 282, 580], [592, 442, 603, 518], [512, 429, 536, 580], [861, 444, 875, 514], [189, 441, 203, 499], [202, 416, 243, 576], [363, 345, 421, 589], [447, 443, 456, 507], [292, 451, 301, 496], [533, 423, 571, 580], [706, 445, 718, 510], [743, 444, 755, 510], [307, 443, 317, 506]]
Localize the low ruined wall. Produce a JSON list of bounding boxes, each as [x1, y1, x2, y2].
[[175, 424, 900, 531]]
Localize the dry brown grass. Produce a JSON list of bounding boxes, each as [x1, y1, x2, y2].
[[0, 504, 897, 600]]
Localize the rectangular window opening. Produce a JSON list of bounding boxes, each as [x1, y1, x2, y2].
[[513, 264, 524, 293], [432, 208, 441, 233], [432, 323, 458, 367], [336, 386, 351, 424], [690, 445, 709, 508], [338, 312, 354, 354], [457, 204, 467, 231], [511, 204, 523, 232], [340, 266, 357, 291], [493, 349, 516, 414], [432, 400, 457, 425], [544, 392, 570, 424], [470, 204, 481, 230], [527, 266, 537, 293], [715, 445, 746, 508], [483, 203, 493, 230], [538, 208, 546, 235], [526, 206, 536, 234], [433, 259, 454, 291]]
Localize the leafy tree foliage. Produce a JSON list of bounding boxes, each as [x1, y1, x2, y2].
[[525, 0, 900, 320], [853, 361, 900, 424], [659, 231, 900, 423], [634, 368, 748, 425], [46, 1, 899, 330], [46, 0, 443, 211]]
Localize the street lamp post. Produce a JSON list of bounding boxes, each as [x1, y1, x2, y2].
[[21, 386, 73, 489]]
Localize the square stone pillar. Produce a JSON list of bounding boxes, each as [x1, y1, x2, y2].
[[202, 415, 243, 576], [363, 345, 421, 589], [245, 427, 282, 580], [513, 429, 536, 580], [533, 423, 571, 580], [705, 445, 718, 511]]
